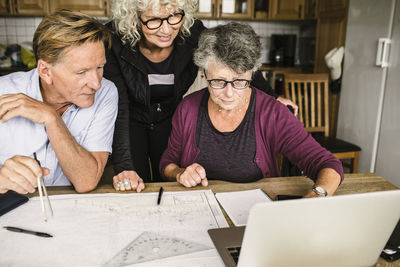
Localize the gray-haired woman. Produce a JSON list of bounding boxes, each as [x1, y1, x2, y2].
[[160, 22, 343, 198], [104, 0, 297, 190]]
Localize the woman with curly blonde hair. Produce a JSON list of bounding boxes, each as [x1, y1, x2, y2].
[[104, 0, 296, 189], [111, 0, 197, 46], [104, 0, 205, 189]]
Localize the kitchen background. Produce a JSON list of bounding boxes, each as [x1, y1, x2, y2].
[[0, 16, 314, 66]]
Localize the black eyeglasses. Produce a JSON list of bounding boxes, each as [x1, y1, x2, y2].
[[139, 11, 185, 30], [204, 70, 251, 90], [206, 78, 251, 90]]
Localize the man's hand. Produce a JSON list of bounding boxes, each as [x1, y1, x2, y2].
[[113, 170, 145, 192], [0, 93, 58, 125], [0, 155, 50, 194], [176, 163, 208, 188], [277, 96, 299, 116]]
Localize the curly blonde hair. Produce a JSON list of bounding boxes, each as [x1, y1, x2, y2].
[[111, 0, 198, 47]]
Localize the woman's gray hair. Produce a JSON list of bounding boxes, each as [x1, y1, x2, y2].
[[111, 0, 198, 47], [194, 22, 262, 73]]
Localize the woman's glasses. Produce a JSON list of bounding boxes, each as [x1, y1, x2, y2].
[[140, 11, 185, 30], [206, 79, 251, 90]]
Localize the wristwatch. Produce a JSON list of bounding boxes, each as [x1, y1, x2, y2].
[[312, 186, 328, 197]]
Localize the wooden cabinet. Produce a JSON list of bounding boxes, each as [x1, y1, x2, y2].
[[318, 0, 347, 15], [304, 0, 317, 19], [49, 0, 109, 17], [0, 0, 109, 16], [1, 0, 48, 15], [314, 0, 349, 137], [196, 0, 253, 20], [314, 0, 348, 73], [197, 0, 317, 20], [0, 0, 11, 15], [269, 0, 305, 20], [195, 0, 214, 18], [314, 18, 347, 74], [314, 0, 348, 74], [15, 0, 48, 15]]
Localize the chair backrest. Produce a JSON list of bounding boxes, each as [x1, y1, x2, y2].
[[285, 73, 330, 137]]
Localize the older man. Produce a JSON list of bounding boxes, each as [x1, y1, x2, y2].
[[0, 11, 143, 194]]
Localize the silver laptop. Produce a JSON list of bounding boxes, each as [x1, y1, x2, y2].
[[208, 190, 400, 267]]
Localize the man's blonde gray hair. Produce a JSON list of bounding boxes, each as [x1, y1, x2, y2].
[[33, 10, 111, 64], [111, 0, 198, 46]]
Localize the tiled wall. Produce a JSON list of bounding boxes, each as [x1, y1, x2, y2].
[[0, 17, 43, 45], [0, 17, 306, 64]]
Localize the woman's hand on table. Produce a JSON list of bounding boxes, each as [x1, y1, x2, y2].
[[113, 170, 145, 192], [176, 163, 208, 188]]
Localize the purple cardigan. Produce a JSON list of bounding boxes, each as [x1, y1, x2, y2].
[[160, 88, 344, 182]]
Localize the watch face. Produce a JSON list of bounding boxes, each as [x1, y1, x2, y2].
[[313, 186, 327, 196]]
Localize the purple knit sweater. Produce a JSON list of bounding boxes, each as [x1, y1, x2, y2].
[[159, 88, 344, 182]]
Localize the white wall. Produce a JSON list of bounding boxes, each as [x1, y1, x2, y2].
[[337, 0, 400, 187]]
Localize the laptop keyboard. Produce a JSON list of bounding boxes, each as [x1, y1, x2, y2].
[[227, 246, 242, 264]]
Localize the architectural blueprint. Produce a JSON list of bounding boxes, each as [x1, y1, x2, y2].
[[0, 190, 228, 266]]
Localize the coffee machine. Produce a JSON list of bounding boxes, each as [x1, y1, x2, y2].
[[269, 34, 297, 66]]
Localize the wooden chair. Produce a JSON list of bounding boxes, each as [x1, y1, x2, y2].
[[284, 73, 361, 173]]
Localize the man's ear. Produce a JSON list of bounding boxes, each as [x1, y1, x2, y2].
[[37, 59, 53, 85]]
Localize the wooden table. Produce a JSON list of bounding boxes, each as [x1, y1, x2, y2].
[[36, 173, 400, 266]]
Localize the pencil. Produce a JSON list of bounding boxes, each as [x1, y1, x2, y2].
[[157, 187, 164, 205]]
